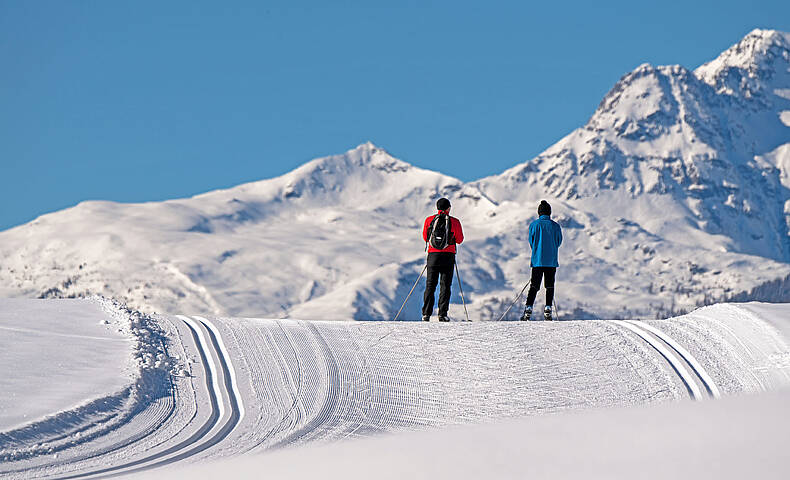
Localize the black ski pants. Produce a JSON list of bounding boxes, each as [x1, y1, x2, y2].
[[422, 252, 455, 317], [526, 266, 556, 307]]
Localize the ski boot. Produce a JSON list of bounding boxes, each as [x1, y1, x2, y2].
[[422, 315, 430, 322], [520, 305, 532, 321], [544, 305, 553, 321], [438, 316, 450, 322]]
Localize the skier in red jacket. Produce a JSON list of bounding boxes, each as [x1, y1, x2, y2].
[[421, 197, 464, 322]]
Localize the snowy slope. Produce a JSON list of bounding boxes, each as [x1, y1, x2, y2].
[[1, 30, 789, 319], [0, 299, 132, 432], [0, 143, 498, 319], [473, 28, 790, 318], [2, 300, 790, 479], [0, 298, 175, 467]]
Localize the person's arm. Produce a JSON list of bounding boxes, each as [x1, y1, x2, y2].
[[556, 223, 563, 247], [453, 218, 464, 244], [423, 216, 432, 242]]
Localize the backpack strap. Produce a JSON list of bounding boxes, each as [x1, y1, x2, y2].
[[426, 214, 437, 251]]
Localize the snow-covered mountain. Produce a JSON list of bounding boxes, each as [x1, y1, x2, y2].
[[471, 28, 790, 318], [0, 144, 495, 318], [1, 29, 789, 319]]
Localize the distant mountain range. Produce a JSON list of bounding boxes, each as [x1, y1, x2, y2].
[[2, 29, 789, 320]]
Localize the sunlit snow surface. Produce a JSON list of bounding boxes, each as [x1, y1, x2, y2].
[[0, 299, 132, 431], [1, 299, 789, 479]]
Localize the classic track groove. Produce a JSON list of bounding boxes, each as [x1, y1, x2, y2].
[[626, 320, 721, 399], [611, 320, 718, 400], [57, 316, 243, 479]]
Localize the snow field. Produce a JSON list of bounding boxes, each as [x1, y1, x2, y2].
[[0, 299, 132, 432], [2, 300, 790, 479], [644, 304, 790, 395], [0, 301, 197, 479], [0, 298, 187, 476], [205, 303, 790, 461]]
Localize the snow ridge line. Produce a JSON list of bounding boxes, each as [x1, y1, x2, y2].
[[610, 320, 705, 400], [627, 320, 721, 399]]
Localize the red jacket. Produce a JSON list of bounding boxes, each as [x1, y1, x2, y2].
[[423, 210, 464, 253]]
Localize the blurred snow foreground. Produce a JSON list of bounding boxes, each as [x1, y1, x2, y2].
[[1, 298, 789, 479]]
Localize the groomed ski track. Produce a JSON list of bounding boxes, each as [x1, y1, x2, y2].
[[3, 303, 790, 479], [610, 320, 721, 400], [34, 316, 244, 479], [0, 315, 244, 480]]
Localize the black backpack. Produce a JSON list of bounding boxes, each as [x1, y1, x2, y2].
[[427, 213, 454, 250]]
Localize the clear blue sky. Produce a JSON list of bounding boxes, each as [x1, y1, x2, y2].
[[2, 0, 789, 230]]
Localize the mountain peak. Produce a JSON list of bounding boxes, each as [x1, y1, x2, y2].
[[264, 142, 469, 214], [741, 28, 790, 49], [588, 62, 698, 143], [351, 140, 387, 156], [595, 62, 693, 114], [695, 28, 790, 97], [296, 142, 411, 177]]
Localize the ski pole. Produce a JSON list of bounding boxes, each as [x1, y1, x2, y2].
[[392, 264, 427, 322], [454, 261, 470, 322], [554, 297, 560, 322], [496, 280, 531, 322]]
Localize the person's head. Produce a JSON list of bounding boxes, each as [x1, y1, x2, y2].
[[538, 200, 551, 217], [437, 197, 451, 212]]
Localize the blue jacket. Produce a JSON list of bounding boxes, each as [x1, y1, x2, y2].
[[529, 215, 562, 267]]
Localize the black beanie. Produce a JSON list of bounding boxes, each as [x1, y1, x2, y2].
[[437, 198, 451, 211], [538, 200, 551, 216]]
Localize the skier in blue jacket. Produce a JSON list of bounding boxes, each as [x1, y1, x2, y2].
[[522, 200, 563, 321]]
